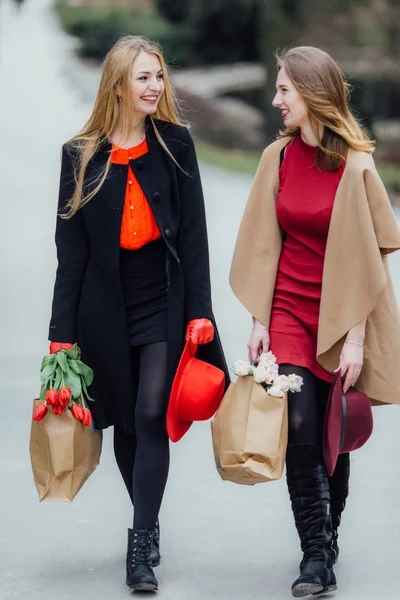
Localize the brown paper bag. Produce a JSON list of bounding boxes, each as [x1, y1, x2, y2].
[[211, 377, 288, 485], [29, 399, 103, 502]]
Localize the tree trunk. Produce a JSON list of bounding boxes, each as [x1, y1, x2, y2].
[[258, 0, 283, 143], [387, 1, 400, 59], [258, 0, 306, 142]]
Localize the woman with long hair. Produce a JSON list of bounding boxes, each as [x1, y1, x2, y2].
[[230, 46, 400, 597], [48, 35, 229, 592]]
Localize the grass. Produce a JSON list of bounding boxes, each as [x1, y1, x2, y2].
[[195, 141, 261, 176], [375, 162, 400, 192], [195, 140, 400, 193]]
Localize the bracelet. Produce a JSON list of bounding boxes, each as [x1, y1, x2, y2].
[[345, 340, 364, 348]]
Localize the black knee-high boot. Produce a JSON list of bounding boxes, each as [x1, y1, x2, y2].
[[329, 453, 350, 564], [286, 444, 337, 598]]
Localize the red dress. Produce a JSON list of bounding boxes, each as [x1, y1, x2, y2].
[[269, 136, 345, 382]]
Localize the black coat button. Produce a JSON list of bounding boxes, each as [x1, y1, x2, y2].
[[153, 192, 160, 202], [165, 229, 171, 238], [135, 160, 145, 171]]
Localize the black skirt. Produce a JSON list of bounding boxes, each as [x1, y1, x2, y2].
[[119, 238, 168, 346]]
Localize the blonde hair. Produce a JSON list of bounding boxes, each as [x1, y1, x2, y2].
[[276, 46, 374, 171], [64, 36, 186, 218]]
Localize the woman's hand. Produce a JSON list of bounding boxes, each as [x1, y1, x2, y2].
[[335, 319, 366, 392], [334, 341, 364, 392], [247, 319, 270, 362], [185, 318, 214, 345]]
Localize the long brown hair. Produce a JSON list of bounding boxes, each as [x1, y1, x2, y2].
[[276, 46, 374, 171], [64, 36, 186, 218]]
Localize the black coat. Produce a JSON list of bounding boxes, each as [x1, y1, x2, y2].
[[48, 119, 230, 434]]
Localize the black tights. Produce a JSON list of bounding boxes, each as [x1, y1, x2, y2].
[[280, 364, 350, 514], [113, 342, 170, 530], [279, 365, 331, 447]]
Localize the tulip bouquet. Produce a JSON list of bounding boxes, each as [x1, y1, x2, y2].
[[33, 344, 94, 426], [233, 351, 304, 397]]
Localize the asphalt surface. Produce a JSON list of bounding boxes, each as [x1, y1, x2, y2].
[[1, 0, 400, 598]]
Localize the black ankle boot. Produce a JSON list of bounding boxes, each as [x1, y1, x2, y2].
[[329, 453, 350, 564], [126, 528, 158, 592], [286, 444, 337, 598], [150, 519, 161, 567]]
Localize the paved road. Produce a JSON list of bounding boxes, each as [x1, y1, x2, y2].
[[1, 1, 400, 599]]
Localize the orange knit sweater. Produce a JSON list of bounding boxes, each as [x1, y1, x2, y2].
[[111, 139, 161, 250]]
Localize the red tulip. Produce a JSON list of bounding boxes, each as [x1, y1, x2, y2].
[[59, 387, 72, 408], [45, 389, 59, 407], [52, 404, 64, 416], [71, 404, 84, 421], [33, 404, 48, 422], [82, 408, 92, 427]]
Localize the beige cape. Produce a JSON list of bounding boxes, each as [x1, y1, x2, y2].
[[230, 138, 400, 406]]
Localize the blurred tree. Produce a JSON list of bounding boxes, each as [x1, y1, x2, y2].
[[155, 0, 259, 64], [155, 0, 395, 143], [257, 0, 307, 140], [386, 0, 400, 58], [188, 0, 259, 63], [259, 0, 372, 142], [156, 0, 190, 23]]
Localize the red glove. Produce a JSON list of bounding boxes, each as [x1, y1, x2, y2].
[[49, 342, 74, 354], [185, 319, 214, 345]]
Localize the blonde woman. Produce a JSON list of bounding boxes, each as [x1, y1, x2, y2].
[[230, 46, 400, 597], [48, 36, 229, 592]]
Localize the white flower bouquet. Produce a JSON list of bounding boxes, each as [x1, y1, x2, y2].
[[233, 351, 303, 397]]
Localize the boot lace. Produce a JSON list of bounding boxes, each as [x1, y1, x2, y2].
[[131, 531, 152, 567]]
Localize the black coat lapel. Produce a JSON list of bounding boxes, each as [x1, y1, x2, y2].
[[129, 126, 179, 260]]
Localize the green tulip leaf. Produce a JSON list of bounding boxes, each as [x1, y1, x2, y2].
[[53, 369, 62, 391], [40, 354, 56, 371], [69, 360, 84, 375], [70, 360, 94, 386], [39, 385, 47, 401], [82, 378, 95, 402], [79, 363, 94, 387], [67, 369, 82, 399], [56, 351, 68, 373], [84, 372, 94, 387], [65, 344, 80, 361], [40, 364, 55, 385]]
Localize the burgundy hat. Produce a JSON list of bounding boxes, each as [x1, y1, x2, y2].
[[167, 340, 225, 443], [323, 372, 373, 477]]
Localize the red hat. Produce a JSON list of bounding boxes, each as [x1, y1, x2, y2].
[[323, 372, 373, 476], [167, 340, 225, 443]]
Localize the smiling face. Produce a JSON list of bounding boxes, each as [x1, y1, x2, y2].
[[129, 51, 165, 117], [272, 66, 310, 129]]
